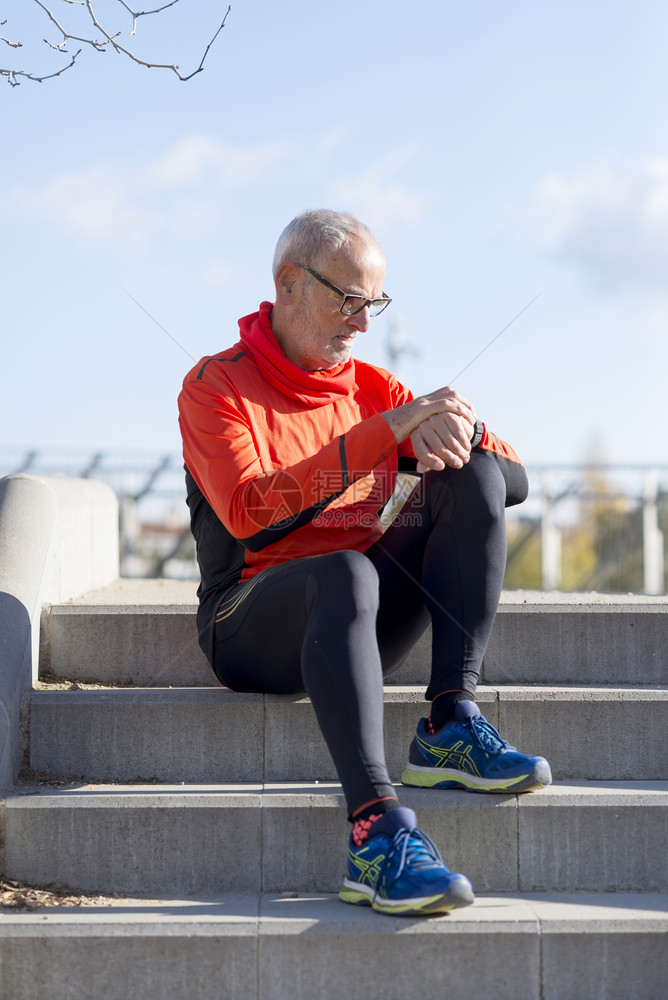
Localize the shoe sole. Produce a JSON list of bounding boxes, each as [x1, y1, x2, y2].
[[339, 877, 475, 916], [400, 759, 552, 794]]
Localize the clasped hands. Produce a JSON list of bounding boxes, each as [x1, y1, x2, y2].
[[382, 386, 477, 473]]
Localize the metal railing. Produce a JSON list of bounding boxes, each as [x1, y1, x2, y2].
[[2, 449, 666, 594]]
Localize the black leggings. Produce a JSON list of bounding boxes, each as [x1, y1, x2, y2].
[[211, 451, 524, 816]]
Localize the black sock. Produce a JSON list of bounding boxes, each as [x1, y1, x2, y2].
[[350, 797, 399, 825]]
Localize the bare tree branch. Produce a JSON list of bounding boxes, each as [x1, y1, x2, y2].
[[32, 0, 110, 52], [3, 48, 81, 87], [1, 19, 22, 49], [1, 1, 231, 86], [116, 1, 184, 37]]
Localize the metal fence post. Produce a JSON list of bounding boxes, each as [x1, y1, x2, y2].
[[643, 471, 665, 595], [541, 472, 562, 591]]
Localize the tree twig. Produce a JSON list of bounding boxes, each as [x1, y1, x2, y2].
[[1, 48, 81, 87], [117, 1, 183, 37], [1, 0, 231, 85]]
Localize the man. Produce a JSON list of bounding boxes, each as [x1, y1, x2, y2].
[[178, 209, 551, 917]]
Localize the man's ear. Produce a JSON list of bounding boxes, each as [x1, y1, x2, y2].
[[274, 261, 301, 306]]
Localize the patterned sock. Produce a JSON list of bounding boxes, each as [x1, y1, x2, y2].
[[351, 798, 399, 845], [351, 814, 383, 846]]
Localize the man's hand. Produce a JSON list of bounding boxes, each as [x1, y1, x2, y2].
[[381, 386, 477, 472], [411, 411, 475, 471]]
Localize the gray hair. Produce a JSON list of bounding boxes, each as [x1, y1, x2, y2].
[[272, 209, 379, 278]]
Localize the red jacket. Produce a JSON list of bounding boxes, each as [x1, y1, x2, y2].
[[178, 302, 523, 595]]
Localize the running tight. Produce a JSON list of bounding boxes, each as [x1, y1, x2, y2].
[[210, 451, 527, 818]]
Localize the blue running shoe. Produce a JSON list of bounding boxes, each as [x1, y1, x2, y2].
[[401, 700, 552, 793], [339, 807, 474, 916]]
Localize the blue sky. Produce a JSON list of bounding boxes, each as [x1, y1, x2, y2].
[[2, 0, 667, 469]]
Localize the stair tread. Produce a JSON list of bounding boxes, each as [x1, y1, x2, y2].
[[27, 686, 668, 784], [47, 580, 668, 609], [41, 585, 668, 689], [3, 891, 668, 927], [3, 891, 666, 1000], [29, 683, 668, 699], [9, 779, 668, 803], [6, 781, 666, 897]]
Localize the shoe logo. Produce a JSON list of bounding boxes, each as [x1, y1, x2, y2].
[[417, 736, 481, 777], [349, 848, 386, 887]]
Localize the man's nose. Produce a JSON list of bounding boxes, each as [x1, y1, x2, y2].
[[346, 306, 372, 332]]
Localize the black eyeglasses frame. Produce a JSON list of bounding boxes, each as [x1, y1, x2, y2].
[[297, 264, 391, 317]]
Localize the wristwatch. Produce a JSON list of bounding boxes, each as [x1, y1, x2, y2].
[[470, 419, 485, 449]]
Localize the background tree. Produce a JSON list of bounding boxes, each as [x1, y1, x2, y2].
[[503, 457, 662, 594], [1, 1, 230, 86]]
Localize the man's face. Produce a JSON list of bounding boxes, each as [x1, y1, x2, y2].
[[283, 237, 386, 371]]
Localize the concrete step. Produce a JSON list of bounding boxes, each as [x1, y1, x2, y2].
[[27, 685, 668, 784], [39, 580, 668, 687], [1, 892, 666, 1000], [4, 782, 667, 897]]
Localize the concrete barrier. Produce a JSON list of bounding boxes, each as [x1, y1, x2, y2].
[[0, 475, 119, 794]]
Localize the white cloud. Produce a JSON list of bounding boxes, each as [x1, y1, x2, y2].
[[151, 135, 288, 188], [16, 167, 155, 249], [2, 133, 426, 259], [201, 258, 245, 288], [514, 157, 668, 292], [2, 135, 289, 250], [301, 129, 348, 176], [328, 148, 428, 230]]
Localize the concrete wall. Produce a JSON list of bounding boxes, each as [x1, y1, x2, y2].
[[0, 475, 119, 795]]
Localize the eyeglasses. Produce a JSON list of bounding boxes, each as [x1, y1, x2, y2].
[[298, 264, 391, 317]]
